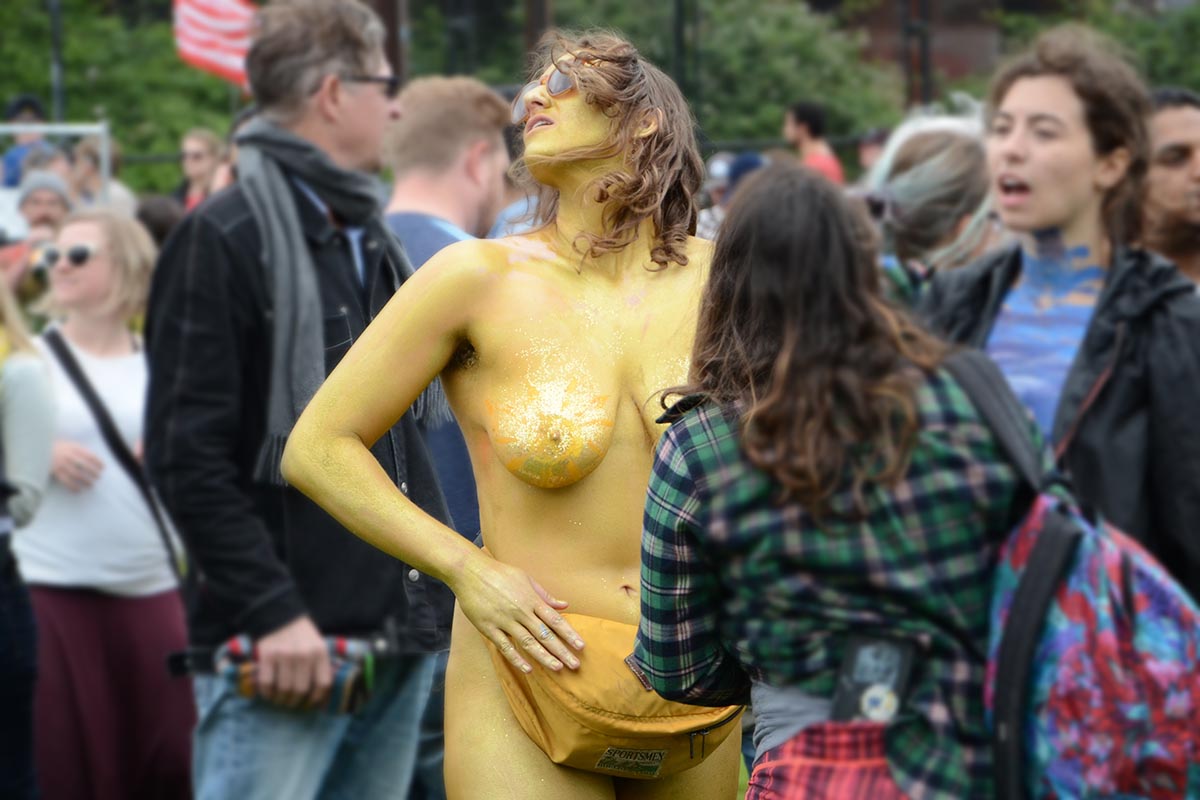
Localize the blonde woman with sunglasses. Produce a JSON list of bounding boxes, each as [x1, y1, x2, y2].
[[15, 209, 195, 799], [283, 31, 743, 800]]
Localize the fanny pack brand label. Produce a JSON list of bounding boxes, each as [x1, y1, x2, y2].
[[595, 747, 668, 778]]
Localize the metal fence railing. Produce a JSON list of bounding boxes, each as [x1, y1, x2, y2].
[[0, 121, 113, 201]]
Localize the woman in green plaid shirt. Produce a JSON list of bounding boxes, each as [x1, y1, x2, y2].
[[634, 163, 1031, 799]]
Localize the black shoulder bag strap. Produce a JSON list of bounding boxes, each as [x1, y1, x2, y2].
[[944, 349, 1082, 800], [43, 328, 187, 584]]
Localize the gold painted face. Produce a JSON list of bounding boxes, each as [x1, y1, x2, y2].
[[520, 59, 614, 165], [511, 64, 578, 126]]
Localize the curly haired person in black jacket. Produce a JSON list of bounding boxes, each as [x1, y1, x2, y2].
[[921, 25, 1200, 601]]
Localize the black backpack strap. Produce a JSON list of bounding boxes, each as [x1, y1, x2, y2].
[[989, 510, 1080, 800], [944, 349, 1082, 800], [43, 329, 187, 583], [943, 349, 1044, 491], [655, 393, 707, 425]]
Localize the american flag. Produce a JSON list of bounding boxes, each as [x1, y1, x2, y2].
[[173, 0, 256, 87]]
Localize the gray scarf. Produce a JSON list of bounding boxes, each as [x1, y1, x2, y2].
[[236, 118, 449, 485]]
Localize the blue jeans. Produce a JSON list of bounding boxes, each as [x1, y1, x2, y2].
[[193, 652, 437, 800], [410, 651, 448, 800]]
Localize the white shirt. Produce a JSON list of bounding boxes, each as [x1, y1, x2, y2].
[[2, 353, 54, 530], [14, 334, 177, 596]]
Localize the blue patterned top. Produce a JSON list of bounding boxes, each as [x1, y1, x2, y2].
[[985, 243, 1105, 441]]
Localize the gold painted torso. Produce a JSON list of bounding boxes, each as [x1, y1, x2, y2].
[[441, 233, 706, 623], [484, 346, 617, 490]]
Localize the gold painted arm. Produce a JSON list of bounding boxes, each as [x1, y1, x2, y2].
[[281, 241, 494, 590]]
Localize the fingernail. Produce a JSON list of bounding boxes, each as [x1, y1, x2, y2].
[[549, 660, 562, 670], [567, 657, 579, 669], [573, 639, 584, 649], [521, 663, 532, 673]]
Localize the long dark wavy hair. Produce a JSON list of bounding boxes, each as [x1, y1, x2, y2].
[[675, 163, 947, 515]]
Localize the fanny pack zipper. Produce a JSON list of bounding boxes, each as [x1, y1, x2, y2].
[[688, 706, 743, 759]]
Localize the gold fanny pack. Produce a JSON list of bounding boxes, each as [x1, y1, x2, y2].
[[486, 613, 743, 779]]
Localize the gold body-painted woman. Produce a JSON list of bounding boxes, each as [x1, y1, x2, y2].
[[282, 32, 741, 800]]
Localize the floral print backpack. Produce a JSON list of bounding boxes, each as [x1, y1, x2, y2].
[[948, 351, 1200, 800]]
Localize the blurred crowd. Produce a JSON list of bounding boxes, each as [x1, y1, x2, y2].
[[2, 2, 1200, 800]]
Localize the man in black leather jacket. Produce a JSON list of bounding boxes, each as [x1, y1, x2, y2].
[[144, 2, 454, 796]]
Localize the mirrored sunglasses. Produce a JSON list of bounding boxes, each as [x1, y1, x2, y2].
[[511, 65, 577, 126], [42, 244, 99, 268]]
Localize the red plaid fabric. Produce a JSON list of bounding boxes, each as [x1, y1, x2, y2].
[[747, 722, 910, 800]]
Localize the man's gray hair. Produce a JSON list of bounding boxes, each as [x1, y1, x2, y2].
[[246, 0, 386, 122]]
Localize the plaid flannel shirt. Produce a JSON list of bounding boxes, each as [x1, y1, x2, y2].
[[634, 367, 1037, 799]]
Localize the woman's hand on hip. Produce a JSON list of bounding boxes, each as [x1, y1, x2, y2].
[[50, 441, 104, 492], [455, 554, 585, 674]]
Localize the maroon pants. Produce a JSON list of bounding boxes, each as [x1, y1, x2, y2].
[[747, 721, 910, 799], [29, 586, 195, 800]]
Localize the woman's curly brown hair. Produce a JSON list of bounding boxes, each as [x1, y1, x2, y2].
[[513, 30, 704, 269]]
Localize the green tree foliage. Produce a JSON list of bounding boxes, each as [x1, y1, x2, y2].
[[549, 0, 903, 144], [1, 0, 236, 192], [405, 0, 528, 87], [997, 0, 1200, 92], [403, 0, 902, 145], [3, 0, 903, 191]]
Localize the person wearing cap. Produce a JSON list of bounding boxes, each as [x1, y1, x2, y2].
[[696, 151, 734, 240], [17, 171, 71, 233], [696, 152, 767, 241], [3, 96, 48, 189], [0, 172, 72, 304]]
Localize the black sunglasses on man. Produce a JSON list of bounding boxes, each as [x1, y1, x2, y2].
[[343, 74, 401, 100]]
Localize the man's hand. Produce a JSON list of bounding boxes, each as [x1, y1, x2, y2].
[[255, 616, 332, 710], [453, 552, 583, 675]]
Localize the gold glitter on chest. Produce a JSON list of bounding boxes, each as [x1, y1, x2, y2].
[[485, 341, 617, 490]]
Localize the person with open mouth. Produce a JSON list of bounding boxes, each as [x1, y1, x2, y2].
[[921, 25, 1200, 604]]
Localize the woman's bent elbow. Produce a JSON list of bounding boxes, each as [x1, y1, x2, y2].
[[280, 431, 317, 492]]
